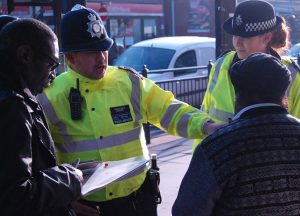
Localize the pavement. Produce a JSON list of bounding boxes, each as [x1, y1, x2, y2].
[[148, 130, 193, 216]]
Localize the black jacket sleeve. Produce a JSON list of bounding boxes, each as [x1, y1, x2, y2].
[[0, 96, 81, 216]]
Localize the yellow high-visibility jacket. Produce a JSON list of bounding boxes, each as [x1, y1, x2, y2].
[[283, 57, 300, 118], [39, 66, 210, 202], [193, 51, 300, 151]]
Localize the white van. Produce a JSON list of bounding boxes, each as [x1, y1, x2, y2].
[[113, 36, 215, 81]]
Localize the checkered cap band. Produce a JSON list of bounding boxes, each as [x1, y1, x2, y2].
[[245, 17, 276, 32]]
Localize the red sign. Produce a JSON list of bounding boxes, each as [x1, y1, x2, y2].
[[88, 3, 163, 16], [98, 7, 108, 22]]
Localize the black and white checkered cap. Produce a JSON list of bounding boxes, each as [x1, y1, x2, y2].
[[245, 17, 276, 33], [223, 0, 283, 37]]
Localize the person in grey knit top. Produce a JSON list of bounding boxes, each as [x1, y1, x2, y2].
[[172, 52, 300, 216]]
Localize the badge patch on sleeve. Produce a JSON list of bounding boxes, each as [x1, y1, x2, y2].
[[110, 105, 133, 124]]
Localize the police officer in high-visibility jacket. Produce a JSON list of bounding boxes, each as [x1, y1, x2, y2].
[[193, 0, 300, 151], [38, 4, 224, 216]]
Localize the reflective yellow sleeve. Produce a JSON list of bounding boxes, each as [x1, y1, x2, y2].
[[192, 64, 218, 151], [140, 77, 210, 139]]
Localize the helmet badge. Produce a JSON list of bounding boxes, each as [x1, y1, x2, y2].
[[87, 13, 104, 39], [235, 15, 243, 26]]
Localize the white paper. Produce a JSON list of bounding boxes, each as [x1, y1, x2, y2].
[[81, 157, 149, 196]]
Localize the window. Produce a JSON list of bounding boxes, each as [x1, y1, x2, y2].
[[109, 18, 134, 46], [174, 50, 197, 76], [144, 19, 157, 40], [133, 19, 141, 43], [198, 47, 215, 65], [113, 47, 175, 72]]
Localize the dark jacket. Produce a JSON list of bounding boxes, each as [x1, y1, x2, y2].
[[173, 105, 300, 216], [0, 87, 81, 216]]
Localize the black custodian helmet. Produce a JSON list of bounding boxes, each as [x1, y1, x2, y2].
[[61, 4, 113, 53]]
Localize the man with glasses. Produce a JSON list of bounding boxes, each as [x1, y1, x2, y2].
[[0, 18, 83, 216], [40, 50, 60, 84]]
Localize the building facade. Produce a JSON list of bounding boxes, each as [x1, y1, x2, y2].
[[1, 0, 299, 45], [88, 1, 165, 47]]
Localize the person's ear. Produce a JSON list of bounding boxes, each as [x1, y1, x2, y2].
[[282, 94, 288, 109], [263, 32, 273, 45], [234, 92, 243, 113], [16, 45, 33, 64]]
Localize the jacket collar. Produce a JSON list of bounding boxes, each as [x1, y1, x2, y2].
[[22, 88, 41, 110], [233, 103, 287, 120], [0, 79, 40, 111], [67, 65, 107, 85]]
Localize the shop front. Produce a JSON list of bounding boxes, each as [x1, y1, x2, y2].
[[87, 2, 164, 48], [1, 1, 164, 47]]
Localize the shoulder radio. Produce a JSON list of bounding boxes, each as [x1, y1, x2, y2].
[[68, 78, 82, 120]]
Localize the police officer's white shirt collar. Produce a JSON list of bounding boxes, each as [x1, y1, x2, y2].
[[232, 103, 281, 121]]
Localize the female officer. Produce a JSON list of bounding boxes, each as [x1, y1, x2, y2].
[[193, 0, 300, 150]]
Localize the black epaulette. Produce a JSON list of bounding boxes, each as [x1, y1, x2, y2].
[[118, 66, 144, 79]]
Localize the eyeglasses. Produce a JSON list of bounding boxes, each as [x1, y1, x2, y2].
[[40, 53, 60, 71]]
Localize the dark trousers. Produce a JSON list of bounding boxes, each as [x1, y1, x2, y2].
[[80, 173, 158, 216]]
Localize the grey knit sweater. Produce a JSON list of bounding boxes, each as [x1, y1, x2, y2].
[[173, 105, 300, 216]]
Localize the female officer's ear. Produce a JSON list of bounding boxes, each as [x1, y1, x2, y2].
[[263, 32, 273, 46]]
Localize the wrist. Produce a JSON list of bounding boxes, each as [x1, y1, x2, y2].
[[202, 119, 214, 135]]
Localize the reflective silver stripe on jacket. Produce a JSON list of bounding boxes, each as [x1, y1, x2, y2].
[[38, 71, 144, 153], [129, 73, 142, 127], [209, 102, 234, 122], [160, 101, 182, 129], [208, 55, 226, 93], [177, 110, 205, 137], [56, 127, 142, 153], [37, 93, 72, 144]]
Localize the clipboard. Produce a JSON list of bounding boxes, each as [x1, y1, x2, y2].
[[80, 157, 150, 197]]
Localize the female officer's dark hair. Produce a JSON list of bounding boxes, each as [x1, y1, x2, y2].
[[270, 17, 291, 55]]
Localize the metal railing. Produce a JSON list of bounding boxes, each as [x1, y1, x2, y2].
[[141, 62, 213, 144], [141, 62, 212, 108], [141, 56, 300, 144]]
